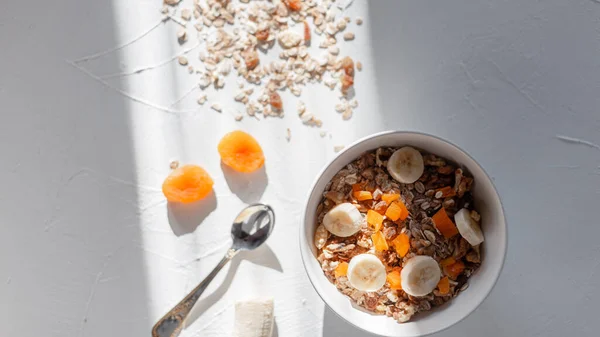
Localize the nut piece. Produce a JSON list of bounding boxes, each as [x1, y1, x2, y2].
[[341, 56, 355, 77], [178, 56, 188, 66], [269, 91, 283, 110], [243, 49, 260, 70], [177, 28, 187, 42], [181, 9, 192, 21], [343, 32, 355, 41], [278, 30, 303, 49]]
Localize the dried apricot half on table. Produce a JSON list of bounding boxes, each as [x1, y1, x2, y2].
[[162, 164, 214, 203], [218, 130, 265, 173]]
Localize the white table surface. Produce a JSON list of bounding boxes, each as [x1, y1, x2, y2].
[[2, 0, 600, 336]]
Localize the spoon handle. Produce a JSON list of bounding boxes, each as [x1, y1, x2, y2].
[[152, 248, 239, 337]]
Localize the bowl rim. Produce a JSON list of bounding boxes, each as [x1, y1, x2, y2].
[[299, 130, 508, 337]]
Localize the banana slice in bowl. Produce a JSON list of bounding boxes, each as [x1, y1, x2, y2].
[[322, 202, 363, 237], [455, 208, 485, 246], [401, 256, 441, 297], [387, 146, 425, 184], [347, 254, 387, 292]]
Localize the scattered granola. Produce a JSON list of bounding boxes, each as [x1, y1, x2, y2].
[[314, 147, 483, 323], [163, 0, 363, 126]]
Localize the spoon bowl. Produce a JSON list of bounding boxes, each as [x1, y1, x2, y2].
[[231, 204, 275, 251], [152, 203, 275, 337]]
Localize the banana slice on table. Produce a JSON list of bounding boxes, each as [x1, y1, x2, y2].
[[387, 146, 425, 184], [454, 208, 484, 246], [347, 254, 387, 292], [322, 202, 363, 237], [401, 255, 441, 297]]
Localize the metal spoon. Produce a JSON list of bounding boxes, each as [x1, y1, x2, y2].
[[152, 203, 275, 337]]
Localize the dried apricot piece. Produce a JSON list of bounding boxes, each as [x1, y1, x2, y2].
[[381, 193, 399, 205], [444, 260, 465, 280], [218, 130, 265, 173], [162, 164, 214, 203], [385, 200, 409, 221], [432, 207, 459, 238], [335, 262, 349, 277], [391, 233, 410, 257], [387, 268, 402, 290], [353, 190, 373, 201], [437, 276, 450, 294], [371, 231, 389, 251], [366, 210, 384, 231]]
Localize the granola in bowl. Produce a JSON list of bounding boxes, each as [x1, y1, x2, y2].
[[313, 146, 484, 323]]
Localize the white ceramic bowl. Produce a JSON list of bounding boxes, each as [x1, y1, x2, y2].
[[300, 131, 507, 336]]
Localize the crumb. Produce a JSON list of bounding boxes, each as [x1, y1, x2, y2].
[[343, 32, 355, 41], [169, 160, 179, 169], [211, 103, 222, 112], [356, 17, 363, 25], [286, 128, 291, 142], [178, 56, 188, 66], [235, 114, 243, 121], [356, 61, 363, 71], [334, 145, 345, 152]]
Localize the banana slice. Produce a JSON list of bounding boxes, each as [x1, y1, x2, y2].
[[454, 208, 484, 246], [322, 202, 363, 237], [347, 254, 387, 292], [401, 256, 441, 297], [387, 146, 425, 184]]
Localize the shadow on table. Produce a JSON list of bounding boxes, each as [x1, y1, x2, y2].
[[221, 162, 269, 204], [183, 243, 282, 329], [167, 191, 218, 236]]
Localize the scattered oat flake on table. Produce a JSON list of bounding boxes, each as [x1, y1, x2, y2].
[[181, 9, 191, 21], [169, 160, 179, 170], [167, 0, 359, 124], [178, 56, 188, 65], [356, 61, 363, 71], [343, 32, 355, 41], [197, 94, 207, 105], [211, 103, 222, 112], [356, 17, 363, 25], [334, 145, 345, 152]]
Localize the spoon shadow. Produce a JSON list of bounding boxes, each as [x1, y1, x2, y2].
[[183, 244, 283, 328]]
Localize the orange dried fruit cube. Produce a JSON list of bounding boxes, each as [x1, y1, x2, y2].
[[391, 233, 410, 257], [381, 193, 399, 205], [437, 276, 450, 294], [439, 257, 457, 267], [371, 231, 389, 251], [352, 183, 365, 192], [218, 130, 265, 173], [353, 190, 373, 201], [162, 164, 214, 204], [335, 262, 349, 277], [444, 260, 465, 280], [367, 210, 384, 231], [436, 186, 456, 198], [387, 269, 402, 290], [432, 208, 459, 238], [385, 200, 409, 221], [269, 91, 283, 110]]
